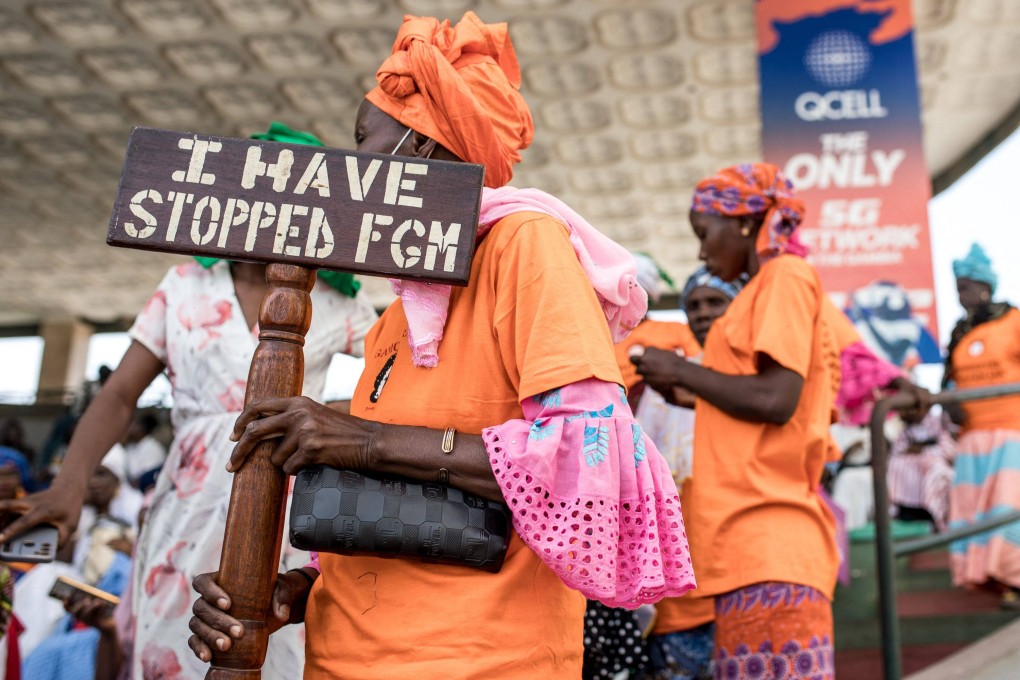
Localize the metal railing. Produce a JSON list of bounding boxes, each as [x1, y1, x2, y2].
[[870, 382, 1020, 680]]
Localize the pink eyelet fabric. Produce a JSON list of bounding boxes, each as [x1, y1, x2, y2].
[[483, 378, 696, 608], [837, 341, 903, 425]]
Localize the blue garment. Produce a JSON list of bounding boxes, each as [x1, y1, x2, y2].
[[645, 622, 716, 680], [680, 267, 744, 312], [22, 552, 132, 680], [0, 445, 33, 491], [953, 243, 998, 294]]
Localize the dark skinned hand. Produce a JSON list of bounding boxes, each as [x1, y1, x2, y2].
[[663, 384, 697, 409], [227, 396, 381, 475], [888, 377, 933, 423], [107, 536, 134, 555], [0, 486, 83, 546], [629, 347, 692, 403], [65, 593, 117, 635], [188, 569, 316, 663]]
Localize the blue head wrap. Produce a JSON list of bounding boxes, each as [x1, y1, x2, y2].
[[953, 243, 997, 294], [0, 446, 31, 489], [680, 266, 744, 312]]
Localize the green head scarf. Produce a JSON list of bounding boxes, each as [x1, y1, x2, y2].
[[195, 122, 361, 299]]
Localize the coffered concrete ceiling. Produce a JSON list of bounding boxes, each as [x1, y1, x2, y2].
[[1, 0, 1018, 327]]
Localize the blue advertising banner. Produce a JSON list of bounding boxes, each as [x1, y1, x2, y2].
[[756, 0, 941, 365]]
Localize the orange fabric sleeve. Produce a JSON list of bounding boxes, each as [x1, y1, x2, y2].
[[750, 258, 820, 379], [492, 215, 623, 401], [823, 298, 861, 353]]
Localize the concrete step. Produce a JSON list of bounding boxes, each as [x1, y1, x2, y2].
[[898, 588, 1003, 618], [906, 619, 1020, 680], [836, 643, 966, 679], [837, 610, 1020, 649]]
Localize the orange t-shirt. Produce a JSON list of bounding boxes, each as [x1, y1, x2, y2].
[[822, 298, 860, 461], [824, 297, 861, 354], [684, 255, 840, 599], [615, 320, 701, 389], [652, 585, 716, 634], [950, 308, 1020, 432], [304, 212, 623, 680]]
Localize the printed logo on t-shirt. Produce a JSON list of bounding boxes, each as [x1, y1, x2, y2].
[[968, 340, 985, 357], [370, 352, 396, 403]]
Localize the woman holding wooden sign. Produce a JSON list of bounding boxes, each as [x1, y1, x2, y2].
[[0, 125, 378, 680], [188, 11, 695, 680]]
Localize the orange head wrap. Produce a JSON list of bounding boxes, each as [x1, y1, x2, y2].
[[365, 11, 534, 188]]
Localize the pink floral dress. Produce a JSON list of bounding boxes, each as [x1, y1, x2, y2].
[[126, 261, 377, 679]]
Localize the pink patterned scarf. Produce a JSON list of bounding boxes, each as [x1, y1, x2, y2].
[[390, 186, 648, 367]]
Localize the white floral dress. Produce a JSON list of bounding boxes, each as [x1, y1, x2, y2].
[[126, 261, 376, 679]]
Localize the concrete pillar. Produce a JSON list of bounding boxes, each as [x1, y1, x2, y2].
[[36, 319, 93, 404]]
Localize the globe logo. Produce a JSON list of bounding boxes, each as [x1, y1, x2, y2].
[[804, 31, 872, 87]]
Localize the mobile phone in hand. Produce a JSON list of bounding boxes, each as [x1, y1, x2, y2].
[[48, 575, 120, 618], [0, 523, 58, 563]]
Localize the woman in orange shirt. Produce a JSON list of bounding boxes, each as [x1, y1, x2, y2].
[[632, 164, 839, 680], [187, 12, 695, 680], [943, 243, 1020, 606]]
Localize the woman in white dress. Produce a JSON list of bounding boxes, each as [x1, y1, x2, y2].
[[0, 118, 378, 680]]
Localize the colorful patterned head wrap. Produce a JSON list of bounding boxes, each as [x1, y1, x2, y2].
[[365, 11, 534, 188], [680, 266, 744, 312], [952, 243, 997, 294], [691, 163, 806, 261], [195, 123, 360, 298]]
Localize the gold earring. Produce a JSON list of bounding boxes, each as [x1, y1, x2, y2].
[[740, 227, 751, 237], [981, 291, 991, 301]]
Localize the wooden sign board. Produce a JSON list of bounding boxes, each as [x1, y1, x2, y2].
[[107, 127, 484, 285]]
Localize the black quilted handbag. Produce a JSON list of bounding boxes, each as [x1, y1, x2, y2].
[[290, 466, 512, 573]]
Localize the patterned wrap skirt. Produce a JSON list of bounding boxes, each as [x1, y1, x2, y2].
[[713, 583, 833, 680]]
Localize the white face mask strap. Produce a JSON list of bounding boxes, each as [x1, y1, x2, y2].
[[390, 127, 413, 155]]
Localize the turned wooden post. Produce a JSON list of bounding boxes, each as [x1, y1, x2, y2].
[[106, 127, 483, 678], [206, 264, 313, 678]]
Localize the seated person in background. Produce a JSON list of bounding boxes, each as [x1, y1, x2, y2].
[[20, 549, 130, 680], [24, 492, 151, 680], [887, 409, 955, 531], [61, 593, 123, 680], [122, 415, 165, 493], [13, 453, 134, 661]]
